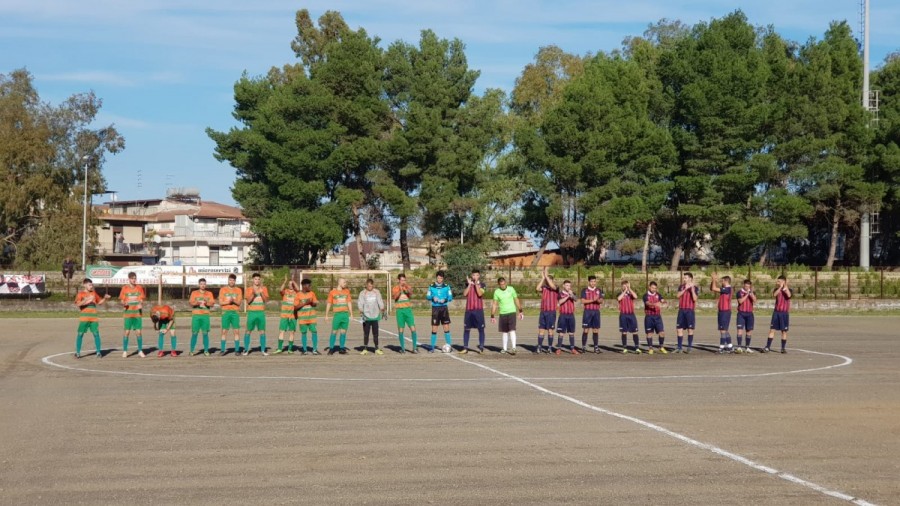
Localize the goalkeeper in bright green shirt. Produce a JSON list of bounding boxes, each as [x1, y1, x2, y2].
[[490, 277, 523, 355]]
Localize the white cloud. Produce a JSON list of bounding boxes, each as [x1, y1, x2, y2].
[[43, 71, 136, 86]]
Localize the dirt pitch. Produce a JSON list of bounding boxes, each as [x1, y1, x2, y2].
[[1, 314, 898, 505]]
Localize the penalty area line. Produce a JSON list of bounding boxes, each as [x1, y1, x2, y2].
[[447, 353, 876, 506]]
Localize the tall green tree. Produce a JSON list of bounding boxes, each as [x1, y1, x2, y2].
[[871, 53, 900, 264]]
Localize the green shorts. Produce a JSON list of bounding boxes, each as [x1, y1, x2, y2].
[[332, 312, 350, 331], [123, 318, 142, 331], [395, 307, 415, 329], [299, 323, 318, 333], [77, 321, 99, 334], [221, 310, 240, 330], [247, 311, 266, 332], [279, 317, 297, 332], [192, 315, 211, 333]]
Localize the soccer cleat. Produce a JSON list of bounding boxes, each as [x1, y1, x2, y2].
[[95, 351, 103, 359], [673, 348, 682, 354], [510, 348, 517, 355], [273, 348, 283, 355], [312, 349, 320, 356], [580, 347, 588, 354], [647, 348, 654, 355], [780, 349, 787, 354], [594, 346, 602, 354], [204, 351, 210, 356], [621, 348, 629, 354], [410, 349, 419, 354], [74, 352, 80, 359], [327, 348, 335, 356], [718, 348, 725, 354], [138, 351, 146, 358], [428, 347, 435, 354], [684, 348, 692, 354], [219, 350, 226, 356], [191, 351, 199, 356], [658, 347, 668, 354], [734, 347, 744, 354], [170, 350, 178, 357], [745, 347, 755, 354], [460, 348, 469, 355], [500, 349, 508, 354], [554, 348, 561, 356], [477, 346, 484, 355], [261, 351, 268, 356], [301, 350, 308, 356], [634, 348, 643, 355], [287, 348, 294, 354], [571, 348, 581, 355], [122, 351, 128, 358], [360, 349, 369, 356], [375, 348, 384, 356], [761, 347, 770, 353], [242, 350, 250, 356], [339, 348, 347, 355], [157, 351, 166, 358], [398, 348, 405, 354]]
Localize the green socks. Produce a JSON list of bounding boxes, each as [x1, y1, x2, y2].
[[171, 335, 177, 350], [76, 334, 83, 355], [339, 334, 346, 349], [243, 334, 250, 351], [190, 333, 198, 353], [220, 339, 226, 352], [123, 336, 129, 352], [136, 336, 143, 351], [158, 332, 165, 350], [260, 334, 267, 353], [202, 333, 209, 353], [411, 331, 418, 349], [312, 332, 318, 350], [277, 339, 283, 350]]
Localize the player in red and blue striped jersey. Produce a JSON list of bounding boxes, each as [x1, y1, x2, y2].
[[765, 275, 792, 354], [461, 269, 487, 354], [734, 279, 756, 353], [535, 266, 558, 354], [579, 275, 604, 354], [555, 280, 580, 355], [675, 272, 699, 353], [617, 280, 641, 353], [710, 273, 734, 354], [643, 281, 667, 354]]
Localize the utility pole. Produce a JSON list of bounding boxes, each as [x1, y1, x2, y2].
[[859, 0, 872, 271]]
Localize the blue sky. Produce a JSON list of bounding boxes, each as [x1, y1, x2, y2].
[[2, 1, 897, 206]]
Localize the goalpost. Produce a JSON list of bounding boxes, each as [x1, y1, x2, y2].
[[294, 269, 394, 313]]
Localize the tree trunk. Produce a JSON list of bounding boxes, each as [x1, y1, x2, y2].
[[641, 221, 653, 273], [531, 236, 550, 267], [758, 247, 768, 267], [669, 222, 688, 271], [825, 204, 841, 269], [351, 204, 366, 269], [399, 216, 411, 271]]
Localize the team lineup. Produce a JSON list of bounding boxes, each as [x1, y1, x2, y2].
[[72, 267, 795, 359]]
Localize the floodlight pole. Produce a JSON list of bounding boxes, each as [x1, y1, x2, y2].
[[860, 0, 871, 271], [81, 155, 90, 271]]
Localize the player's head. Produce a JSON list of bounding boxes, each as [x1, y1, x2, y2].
[[365, 278, 374, 290], [588, 275, 597, 287], [252, 272, 261, 285], [649, 281, 658, 293], [82, 278, 93, 291], [722, 275, 731, 285], [776, 275, 786, 286], [150, 311, 161, 330], [435, 271, 445, 283], [743, 279, 752, 290], [337, 278, 347, 289], [398, 273, 406, 282], [198, 278, 207, 290], [621, 279, 630, 288], [127, 272, 136, 285], [301, 278, 312, 291], [227, 273, 236, 287], [562, 280, 571, 291], [471, 269, 480, 282], [497, 277, 507, 289], [683, 272, 693, 282]]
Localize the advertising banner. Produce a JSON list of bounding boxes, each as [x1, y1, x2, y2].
[[86, 265, 243, 286], [0, 274, 47, 295]]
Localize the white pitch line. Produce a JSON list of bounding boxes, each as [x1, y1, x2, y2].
[[446, 352, 876, 506]]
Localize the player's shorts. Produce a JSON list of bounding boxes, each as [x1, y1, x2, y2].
[[246, 311, 266, 332], [555, 313, 576, 334], [77, 321, 99, 334], [464, 310, 485, 330], [770, 311, 789, 332], [644, 314, 664, 334], [123, 317, 142, 331], [676, 309, 695, 330], [221, 310, 240, 330], [539, 310, 557, 330], [299, 323, 318, 333], [717, 310, 732, 331], [498, 313, 517, 333], [191, 315, 211, 333], [581, 309, 601, 329], [736, 311, 754, 331], [279, 317, 297, 332], [332, 312, 350, 331], [431, 306, 450, 326], [619, 313, 638, 333], [395, 307, 415, 329]]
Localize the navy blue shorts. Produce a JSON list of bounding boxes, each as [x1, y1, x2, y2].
[[538, 310, 557, 331], [770, 311, 790, 331], [676, 309, 695, 330], [556, 313, 576, 334], [619, 313, 638, 333], [736, 311, 754, 331], [581, 309, 601, 329], [644, 315, 664, 334], [464, 310, 485, 330], [717, 310, 732, 331]]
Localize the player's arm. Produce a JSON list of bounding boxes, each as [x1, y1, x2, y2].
[[737, 290, 750, 304], [475, 283, 485, 297], [445, 288, 453, 303], [324, 301, 332, 319], [261, 287, 269, 303], [347, 295, 354, 319], [490, 298, 498, 319], [689, 286, 698, 302], [782, 283, 792, 298], [463, 278, 471, 297], [579, 289, 591, 304], [676, 285, 687, 298], [616, 289, 627, 301], [710, 273, 721, 293], [748, 291, 756, 303], [515, 296, 523, 318], [279, 276, 288, 291]]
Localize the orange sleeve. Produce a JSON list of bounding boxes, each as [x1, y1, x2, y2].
[[118, 290, 126, 303], [139, 285, 147, 300], [326, 291, 334, 304], [244, 287, 252, 299]]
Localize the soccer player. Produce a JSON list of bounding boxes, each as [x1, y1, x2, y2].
[[324, 278, 353, 355], [74, 278, 111, 358], [765, 275, 792, 354], [490, 277, 523, 354], [274, 276, 300, 354], [150, 303, 178, 357], [243, 272, 270, 356], [535, 266, 558, 354], [555, 280, 579, 355], [218, 273, 243, 355], [734, 279, 756, 353], [296, 279, 319, 355], [580, 275, 604, 354], [675, 272, 699, 353], [189, 278, 215, 356], [119, 272, 146, 358], [710, 273, 734, 354], [426, 271, 453, 353], [358, 278, 385, 355], [643, 281, 668, 354], [617, 280, 641, 354], [392, 273, 418, 353], [461, 269, 486, 354]]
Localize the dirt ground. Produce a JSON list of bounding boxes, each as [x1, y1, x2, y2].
[[1, 314, 898, 505]]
